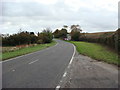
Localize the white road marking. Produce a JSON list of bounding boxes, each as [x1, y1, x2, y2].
[[63, 72, 67, 77], [28, 59, 39, 64], [69, 44, 75, 65], [68, 64, 71, 69], [56, 85, 60, 90], [69, 59, 73, 64], [12, 70, 15, 72], [55, 43, 76, 90]]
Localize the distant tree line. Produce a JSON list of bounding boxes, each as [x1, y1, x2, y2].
[[53, 25, 68, 39], [3, 24, 119, 53], [53, 24, 119, 53], [2, 28, 53, 46], [53, 25, 82, 41]]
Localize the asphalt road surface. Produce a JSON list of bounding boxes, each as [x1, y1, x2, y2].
[[2, 39, 74, 88]]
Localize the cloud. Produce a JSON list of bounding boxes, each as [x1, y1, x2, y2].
[[1, 0, 118, 34], [2, 2, 53, 17]]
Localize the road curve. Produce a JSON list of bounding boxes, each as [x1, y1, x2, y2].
[[2, 39, 74, 88]]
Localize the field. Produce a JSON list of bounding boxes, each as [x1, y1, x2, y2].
[[1, 41, 56, 61], [69, 41, 119, 66]]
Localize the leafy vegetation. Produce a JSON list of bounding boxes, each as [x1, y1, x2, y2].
[[53, 25, 68, 39], [2, 28, 53, 46], [69, 41, 119, 66], [53, 24, 83, 41], [37, 28, 53, 44], [2, 31, 37, 46], [70, 25, 82, 41], [2, 41, 56, 60], [79, 29, 120, 53], [71, 30, 80, 41]]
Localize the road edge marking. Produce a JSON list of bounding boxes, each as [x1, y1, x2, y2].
[[69, 44, 75, 65], [67, 44, 76, 69], [56, 85, 60, 90], [63, 72, 67, 77], [55, 43, 76, 90]]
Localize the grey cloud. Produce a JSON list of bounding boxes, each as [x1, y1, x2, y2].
[[1, 0, 118, 34], [2, 2, 52, 17]]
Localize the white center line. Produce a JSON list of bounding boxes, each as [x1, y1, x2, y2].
[[12, 69, 15, 72], [28, 59, 39, 64]]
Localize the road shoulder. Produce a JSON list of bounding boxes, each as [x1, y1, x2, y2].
[[59, 49, 119, 88]]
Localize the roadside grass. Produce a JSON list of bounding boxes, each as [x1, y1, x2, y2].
[[1, 41, 56, 61], [69, 41, 119, 66]]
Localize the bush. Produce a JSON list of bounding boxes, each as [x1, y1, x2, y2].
[[37, 39, 43, 44], [79, 29, 120, 52], [38, 28, 53, 43], [53, 28, 67, 39], [2, 31, 38, 46], [71, 30, 80, 41]]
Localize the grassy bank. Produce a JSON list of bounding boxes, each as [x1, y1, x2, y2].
[[69, 41, 119, 66], [1, 41, 56, 61]]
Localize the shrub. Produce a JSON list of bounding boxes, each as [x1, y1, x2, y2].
[[2, 31, 38, 46], [53, 28, 67, 39], [38, 28, 53, 43], [71, 30, 80, 41], [79, 29, 120, 52], [37, 39, 43, 44]]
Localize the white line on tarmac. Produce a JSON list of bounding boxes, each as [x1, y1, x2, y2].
[[69, 44, 75, 65], [55, 44, 76, 90], [63, 72, 67, 77], [12, 69, 15, 72], [56, 85, 60, 90], [28, 59, 39, 64]]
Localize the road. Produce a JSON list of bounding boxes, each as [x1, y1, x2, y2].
[[2, 39, 74, 88]]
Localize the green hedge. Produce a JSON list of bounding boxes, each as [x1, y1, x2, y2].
[[79, 29, 120, 53]]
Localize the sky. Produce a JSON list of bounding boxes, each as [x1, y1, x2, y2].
[[0, 0, 119, 34]]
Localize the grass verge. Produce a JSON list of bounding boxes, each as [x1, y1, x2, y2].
[[68, 41, 119, 66], [1, 41, 56, 61]]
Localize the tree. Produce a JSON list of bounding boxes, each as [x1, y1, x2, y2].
[[70, 24, 82, 41], [30, 35, 38, 44], [38, 28, 53, 43], [53, 25, 68, 39], [59, 28, 67, 38], [71, 30, 80, 41], [53, 29, 60, 38], [63, 25, 68, 29], [70, 24, 82, 32], [30, 32, 35, 35], [2, 31, 37, 46]]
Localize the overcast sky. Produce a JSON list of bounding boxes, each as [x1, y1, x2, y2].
[[0, 0, 118, 34]]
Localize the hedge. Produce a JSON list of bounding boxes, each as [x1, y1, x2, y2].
[[79, 29, 120, 54]]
